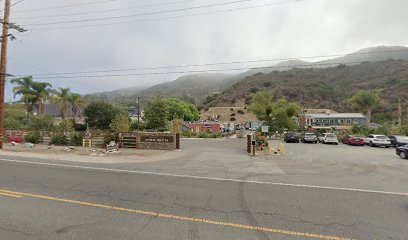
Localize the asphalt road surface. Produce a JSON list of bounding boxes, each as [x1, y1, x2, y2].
[[1, 141, 408, 239]]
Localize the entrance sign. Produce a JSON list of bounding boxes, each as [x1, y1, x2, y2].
[[261, 126, 269, 133]]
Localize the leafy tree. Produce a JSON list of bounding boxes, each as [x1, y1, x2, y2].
[[110, 114, 130, 133], [84, 102, 122, 130], [249, 91, 301, 132], [348, 90, 379, 124], [144, 99, 168, 129], [165, 99, 199, 121], [4, 104, 28, 129]]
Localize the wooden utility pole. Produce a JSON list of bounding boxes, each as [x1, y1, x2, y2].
[[0, 0, 11, 149]]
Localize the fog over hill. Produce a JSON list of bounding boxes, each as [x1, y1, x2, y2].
[[86, 46, 408, 104]]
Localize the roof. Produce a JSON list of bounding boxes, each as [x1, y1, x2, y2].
[[304, 109, 338, 114], [305, 113, 366, 118]]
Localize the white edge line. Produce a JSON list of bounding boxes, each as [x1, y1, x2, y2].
[[1, 158, 407, 197]]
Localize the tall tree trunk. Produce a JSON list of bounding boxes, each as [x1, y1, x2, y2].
[[72, 107, 77, 124]]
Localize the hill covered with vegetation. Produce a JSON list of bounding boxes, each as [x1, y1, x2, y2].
[[206, 59, 408, 124]]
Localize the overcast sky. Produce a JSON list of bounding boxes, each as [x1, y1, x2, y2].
[[4, 0, 408, 101]]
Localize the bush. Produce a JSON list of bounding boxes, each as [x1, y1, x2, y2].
[[198, 132, 209, 138], [70, 132, 85, 146], [29, 115, 54, 131], [50, 134, 69, 146], [56, 120, 74, 133], [250, 88, 259, 93], [230, 113, 236, 117], [230, 117, 236, 121], [230, 108, 234, 111], [104, 133, 118, 145], [130, 121, 147, 131], [25, 132, 40, 144], [73, 123, 87, 131], [263, 82, 272, 87], [237, 110, 245, 115]]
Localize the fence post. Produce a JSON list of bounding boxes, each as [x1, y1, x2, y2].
[[176, 133, 180, 150]]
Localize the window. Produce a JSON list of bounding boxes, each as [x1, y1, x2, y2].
[[329, 119, 335, 124], [346, 119, 352, 124]]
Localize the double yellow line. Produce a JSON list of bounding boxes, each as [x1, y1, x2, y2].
[[0, 188, 353, 240], [0, 189, 24, 198]]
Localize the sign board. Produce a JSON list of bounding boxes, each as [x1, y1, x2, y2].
[[261, 126, 269, 133], [140, 135, 174, 143]]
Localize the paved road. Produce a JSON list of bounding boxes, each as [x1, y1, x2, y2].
[[0, 153, 407, 240]]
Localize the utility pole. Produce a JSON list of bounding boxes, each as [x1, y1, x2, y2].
[[137, 96, 140, 124], [398, 98, 402, 128], [0, 0, 11, 149]]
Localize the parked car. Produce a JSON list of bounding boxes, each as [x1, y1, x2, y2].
[[284, 132, 300, 143], [388, 135, 408, 147], [302, 133, 317, 143], [341, 135, 365, 146], [318, 133, 339, 145], [396, 145, 408, 159], [364, 134, 391, 148]]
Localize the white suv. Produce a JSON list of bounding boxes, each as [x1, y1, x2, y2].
[[365, 134, 391, 148], [318, 133, 339, 145]]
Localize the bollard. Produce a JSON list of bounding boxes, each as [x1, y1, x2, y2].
[[89, 139, 92, 148], [280, 143, 285, 155], [274, 145, 278, 154], [82, 139, 85, 148]]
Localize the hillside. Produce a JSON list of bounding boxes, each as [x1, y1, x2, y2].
[[207, 59, 408, 121], [86, 46, 408, 105]]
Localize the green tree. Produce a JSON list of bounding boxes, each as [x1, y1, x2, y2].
[[249, 91, 301, 132], [165, 99, 199, 121], [144, 99, 169, 129], [11, 76, 35, 116], [68, 93, 86, 123], [11, 76, 53, 116], [348, 90, 379, 124], [84, 102, 123, 130], [52, 88, 71, 120], [110, 114, 130, 133], [4, 104, 28, 129]]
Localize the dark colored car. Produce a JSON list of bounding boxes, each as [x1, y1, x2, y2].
[[302, 133, 317, 143], [284, 132, 300, 143], [396, 145, 408, 159], [388, 136, 408, 147], [341, 135, 365, 146]]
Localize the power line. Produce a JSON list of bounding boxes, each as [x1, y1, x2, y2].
[[19, 59, 405, 80], [19, 48, 408, 77], [14, 0, 118, 13], [25, 0, 301, 31], [23, 0, 296, 27], [0, 0, 27, 13], [15, 0, 202, 19]]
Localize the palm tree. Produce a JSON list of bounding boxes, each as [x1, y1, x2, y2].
[[31, 81, 53, 115], [52, 88, 71, 120], [348, 90, 379, 125], [68, 93, 85, 123], [11, 76, 44, 116]]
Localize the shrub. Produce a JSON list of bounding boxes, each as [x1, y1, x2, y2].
[[70, 132, 85, 146], [198, 132, 209, 138], [50, 134, 69, 146], [237, 110, 244, 115], [56, 120, 74, 133], [230, 117, 236, 121], [250, 88, 259, 93], [73, 123, 87, 131], [25, 132, 41, 144], [230, 113, 236, 117], [29, 115, 54, 131], [263, 82, 272, 87], [104, 133, 118, 145], [230, 108, 234, 111]]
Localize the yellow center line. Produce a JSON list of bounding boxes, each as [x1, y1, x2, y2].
[[0, 191, 24, 198], [0, 188, 353, 240]]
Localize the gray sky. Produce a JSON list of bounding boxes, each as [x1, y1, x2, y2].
[[4, 0, 408, 100]]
